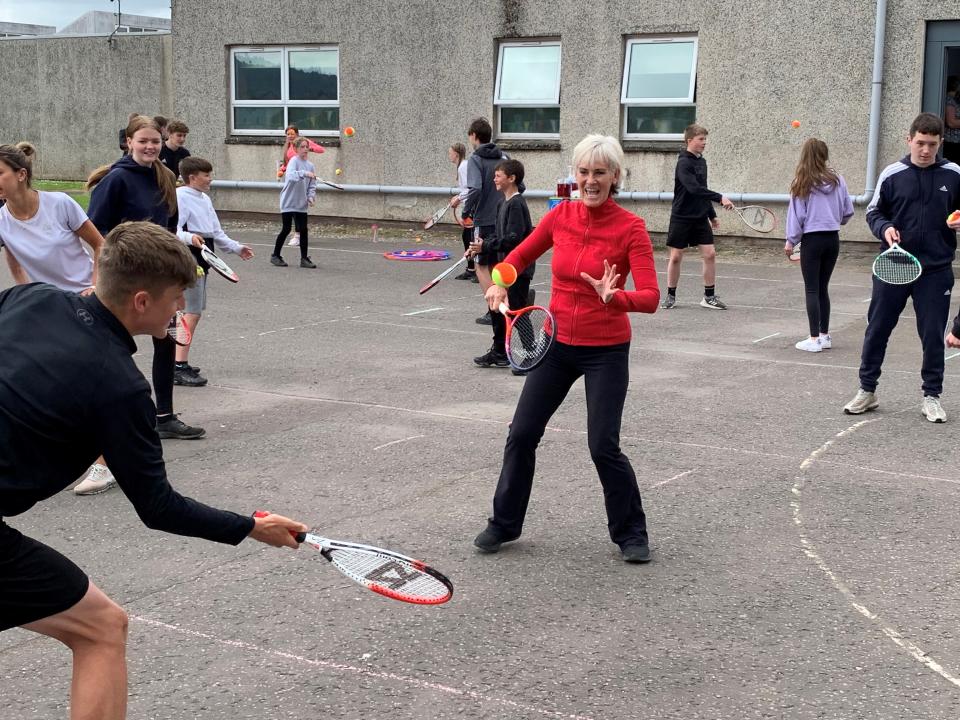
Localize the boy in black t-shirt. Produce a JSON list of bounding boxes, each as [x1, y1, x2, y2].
[[159, 120, 191, 180]]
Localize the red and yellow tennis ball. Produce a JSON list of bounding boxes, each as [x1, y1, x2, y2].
[[791, 120, 801, 129], [492, 262, 517, 288], [948, 210, 960, 224], [343, 126, 355, 137]]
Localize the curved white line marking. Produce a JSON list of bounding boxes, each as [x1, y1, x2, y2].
[[130, 616, 595, 720], [793, 418, 960, 687]]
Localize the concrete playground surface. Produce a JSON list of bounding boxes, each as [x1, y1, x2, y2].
[[2, 223, 960, 719]]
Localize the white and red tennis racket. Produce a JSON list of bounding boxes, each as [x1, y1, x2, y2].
[[423, 203, 451, 230], [419, 255, 467, 295], [167, 311, 191, 346], [732, 205, 777, 233], [254, 512, 453, 605], [788, 241, 801, 262], [200, 245, 240, 283], [498, 302, 555, 372]]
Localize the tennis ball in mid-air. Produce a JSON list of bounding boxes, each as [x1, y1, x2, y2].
[[492, 262, 518, 288], [949, 210, 960, 224], [343, 126, 355, 137], [791, 120, 801, 129], [335, 168, 342, 175]]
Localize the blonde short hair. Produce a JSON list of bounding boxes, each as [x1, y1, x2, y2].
[[571, 134, 624, 195]]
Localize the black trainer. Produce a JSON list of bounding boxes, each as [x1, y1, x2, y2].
[[475, 311, 493, 325], [270, 255, 288, 267], [300, 256, 317, 269], [471, 274, 480, 284], [473, 526, 520, 553], [174, 367, 208, 387], [156, 414, 206, 440], [621, 544, 651, 563], [454, 270, 476, 280], [474, 349, 509, 368]]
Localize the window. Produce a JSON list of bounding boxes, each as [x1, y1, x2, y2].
[[495, 40, 561, 138], [621, 37, 698, 140], [230, 46, 339, 136]]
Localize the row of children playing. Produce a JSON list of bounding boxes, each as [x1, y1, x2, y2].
[[0, 115, 253, 495]]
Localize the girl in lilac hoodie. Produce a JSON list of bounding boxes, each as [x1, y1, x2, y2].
[[786, 139, 854, 352]]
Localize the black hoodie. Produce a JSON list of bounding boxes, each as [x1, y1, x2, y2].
[[87, 155, 178, 235]]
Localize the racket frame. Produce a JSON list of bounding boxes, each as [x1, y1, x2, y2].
[[872, 243, 922, 285], [199, 244, 240, 283], [319, 178, 344, 190], [788, 241, 801, 262], [423, 203, 451, 230], [732, 205, 777, 233], [167, 311, 192, 347], [418, 255, 467, 294], [498, 302, 556, 372]]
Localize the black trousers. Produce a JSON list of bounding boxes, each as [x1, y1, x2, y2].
[[491, 274, 532, 353], [273, 212, 309, 258], [487, 340, 648, 548], [152, 335, 175, 416], [858, 265, 954, 396], [461, 226, 475, 272], [798, 230, 840, 337]]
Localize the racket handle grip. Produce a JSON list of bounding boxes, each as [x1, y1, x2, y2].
[[253, 510, 304, 542], [498, 302, 509, 315]]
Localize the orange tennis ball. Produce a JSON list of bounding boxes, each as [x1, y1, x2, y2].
[[791, 120, 801, 129], [343, 126, 355, 137], [948, 210, 960, 224], [492, 262, 518, 288]]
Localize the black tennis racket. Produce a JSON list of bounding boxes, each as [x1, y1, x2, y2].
[[872, 243, 921, 284], [254, 512, 453, 605], [498, 302, 555, 372], [199, 245, 240, 283], [167, 311, 191, 347]]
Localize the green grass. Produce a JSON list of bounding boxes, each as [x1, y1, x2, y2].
[[35, 180, 89, 211]]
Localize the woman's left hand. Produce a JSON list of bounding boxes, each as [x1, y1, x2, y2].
[[580, 260, 621, 304]]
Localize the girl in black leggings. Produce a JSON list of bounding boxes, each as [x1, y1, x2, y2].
[[785, 139, 854, 352]]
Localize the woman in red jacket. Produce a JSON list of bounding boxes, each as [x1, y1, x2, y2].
[[475, 134, 660, 563]]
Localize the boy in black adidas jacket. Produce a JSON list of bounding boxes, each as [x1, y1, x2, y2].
[[845, 113, 960, 423]]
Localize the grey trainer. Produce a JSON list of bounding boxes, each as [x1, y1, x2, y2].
[[921, 395, 947, 423], [843, 389, 878, 415]]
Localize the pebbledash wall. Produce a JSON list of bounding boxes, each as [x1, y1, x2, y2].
[[3, 2, 960, 242]]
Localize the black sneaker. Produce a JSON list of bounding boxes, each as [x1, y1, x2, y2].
[[300, 256, 317, 269], [156, 414, 206, 440], [475, 311, 493, 325], [511, 368, 528, 377], [473, 526, 520, 553], [471, 274, 480, 284], [474, 349, 509, 368], [270, 255, 288, 267], [174, 367, 208, 387], [621, 543, 651, 563], [454, 270, 476, 280]]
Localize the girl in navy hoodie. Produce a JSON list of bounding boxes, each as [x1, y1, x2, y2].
[[86, 115, 205, 447]]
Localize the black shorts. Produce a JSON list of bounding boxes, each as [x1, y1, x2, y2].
[[0, 519, 89, 631], [666, 218, 714, 249]]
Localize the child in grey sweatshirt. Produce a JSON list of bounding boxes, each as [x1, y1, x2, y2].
[[271, 138, 317, 268]]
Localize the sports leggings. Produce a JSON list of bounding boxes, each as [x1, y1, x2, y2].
[[798, 230, 840, 337], [153, 335, 175, 417], [487, 340, 648, 548], [273, 212, 309, 258]]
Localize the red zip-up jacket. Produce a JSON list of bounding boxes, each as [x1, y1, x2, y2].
[[504, 197, 659, 346]]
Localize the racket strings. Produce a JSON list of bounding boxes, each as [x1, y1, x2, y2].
[[329, 548, 450, 602], [507, 308, 553, 370], [873, 252, 921, 284]]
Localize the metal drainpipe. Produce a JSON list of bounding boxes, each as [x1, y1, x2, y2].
[[212, 1, 887, 208]]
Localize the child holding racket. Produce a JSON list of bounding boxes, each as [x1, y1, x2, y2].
[[270, 137, 318, 269], [845, 113, 960, 422], [662, 124, 733, 310], [278, 125, 325, 247], [174, 156, 254, 386], [472, 159, 535, 370], [785, 138, 854, 352], [0, 222, 307, 720], [447, 142, 477, 281], [475, 135, 659, 563]]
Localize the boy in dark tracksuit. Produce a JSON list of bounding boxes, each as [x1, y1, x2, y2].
[[474, 159, 535, 370], [844, 112, 960, 423]]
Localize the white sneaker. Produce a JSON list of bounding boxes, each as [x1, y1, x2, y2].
[[843, 389, 878, 415], [288, 233, 300, 247], [819, 334, 832, 349], [74, 464, 117, 495], [795, 337, 822, 353], [922, 395, 947, 423]]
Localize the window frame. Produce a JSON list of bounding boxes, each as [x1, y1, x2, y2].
[[620, 36, 698, 141], [229, 45, 340, 137], [494, 39, 562, 140]]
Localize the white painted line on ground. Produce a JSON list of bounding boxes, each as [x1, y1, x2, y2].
[[351, 318, 488, 336], [947, 351, 960, 361], [373, 434, 425, 451], [131, 616, 596, 720], [793, 418, 960, 689], [404, 307, 443, 316], [752, 332, 781, 343], [650, 469, 695, 489]]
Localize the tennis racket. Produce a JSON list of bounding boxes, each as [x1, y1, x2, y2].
[[419, 255, 467, 295], [498, 302, 555, 372], [319, 178, 344, 190], [788, 241, 801, 262], [167, 311, 191, 346], [872, 243, 921, 284], [423, 203, 451, 230], [199, 245, 240, 283], [732, 205, 777, 233], [253, 512, 453, 605]]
